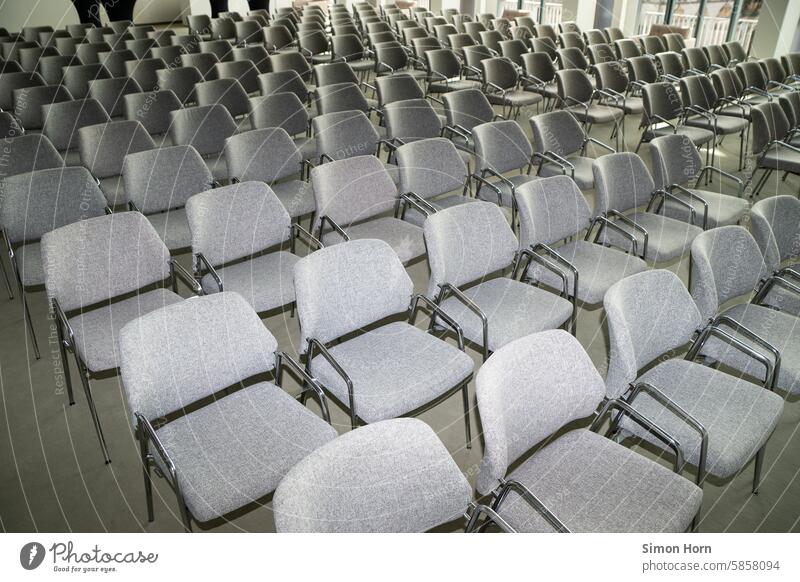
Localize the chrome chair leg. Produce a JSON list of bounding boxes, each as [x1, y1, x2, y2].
[[461, 382, 472, 450], [75, 356, 111, 464], [752, 445, 766, 494]]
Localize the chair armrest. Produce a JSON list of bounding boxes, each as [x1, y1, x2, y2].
[[170, 259, 202, 295], [306, 337, 357, 418], [485, 80, 507, 96], [300, 157, 315, 180], [663, 185, 707, 229], [530, 243, 579, 302], [767, 80, 794, 92], [583, 135, 616, 154], [540, 150, 575, 178], [464, 502, 517, 533], [409, 293, 465, 351], [51, 297, 75, 341], [319, 152, 335, 164], [493, 479, 570, 533], [195, 253, 221, 293], [607, 210, 649, 258], [469, 173, 504, 206], [753, 274, 800, 313], [492, 113, 506, 121], [291, 222, 323, 250], [436, 282, 488, 351], [588, 215, 639, 256], [649, 113, 678, 132], [443, 124, 471, 141], [399, 192, 434, 219], [318, 215, 349, 242], [743, 86, 772, 101], [694, 165, 744, 196], [275, 351, 331, 424], [136, 412, 179, 485]]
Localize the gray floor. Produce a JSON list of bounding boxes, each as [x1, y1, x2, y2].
[[2, 91, 800, 533]]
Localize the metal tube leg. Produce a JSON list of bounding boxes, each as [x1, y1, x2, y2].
[[461, 383, 472, 449], [75, 356, 111, 464], [55, 313, 75, 406], [752, 445, 766, 494], [138, 427, 155, 522], [10, 257, 40, 359], [0, 254, 13, 300]]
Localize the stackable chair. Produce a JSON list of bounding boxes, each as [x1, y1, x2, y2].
[[88, 77, 142, 119], [41, 211, 199, 463], [480, 57, 542, 118], [310, 155, 424, 263], [0, 70, 45, 110], [118, 292, 336, 531], [122, 145, 215, 252], [248, 92, 315, 161], [425, 201, 572, 360], [168, 104, 238, 181], [555, 68, 625, 150], [0, 167, 108, 360], [124, 90, 183, 145], [515, 176, 648, 333], [441, 88, 501, 152], [649, 134, 749, 229], [195, 78, 250, 118], [468, 329, 702, 533], [746, 101, 800, 198], [42, 98, 111, 160], [274, 419, 473, 533], [520, 52, 560, 111], [424, 48, 482, 97], [125, 57, 167, 91], [690, 226, 800, 396], [157, 66, 203, 105], [12, 84, 72, 131], [294, 238, 474, 437], [0, 133, 63, 178]]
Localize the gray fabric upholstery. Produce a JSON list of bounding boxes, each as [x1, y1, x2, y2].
[[750, 195, 800, 271], [529, 111, 596, 188], [320, 217, 425, 264], [248, 92, 309, 136], [78, 120, 156, 182], [12, 84, 73, 130], [442, 88, 494, 132], [157, 67, 203, 104], [621, 358, 783, 478], [0, 134, 63, 178], [41, 211, 172, 312], [294, 238, 414, 349], [269, 180, 317, 219], [383, 98, 445, 142], [274, 418, 472, 532], [224, 127, 301, 183], [42, 99, 111, 151], [62, 64, 111, 99], [312, 110, 381, 162], [310, 321, 474, 423], [124, 90, 183, 137], [88, 77, 143, 119], [0, 71, 45, 110], [144, 207, 192, 251], [473, 120, 532, 174], [169, 104, 237, 156], [195, 78, 250, 118], [604, 269, 703, 399], [126, 57, 167, 92], [475, 330, 606, 494]]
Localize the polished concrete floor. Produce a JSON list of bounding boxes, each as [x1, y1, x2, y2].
[[1, 86, 799, 533]]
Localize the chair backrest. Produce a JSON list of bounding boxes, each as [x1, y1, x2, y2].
[[704, 44, 728, 68], [315, 61, 358, 87], [642, 81, 683, 122], [751, 101, 791, 154], [556, 46, 589, 71], [534, 24, 557, 41], [531, 37, 557, 60], [126, 38, 157, 59], [750, 195, 800, 271], [258, 69, 309, 102], [62, 63, 111, 99], [640, 35, 665, 55], [225, 127, 302, 183], [264, 25, 295, 51], [18, 46, 59, 72], [273, 418, 472, 533], [614, 38, 641, 59], [124, 90, 183, 136], [516, 175, 592, 250], [604, 269, 703, 398], [664, 32, 686, 52], [626, 54, 658, 84], [314, 81, 370, 115], [555, 68, 592, 104], [522, 51, 555, 83], [0, 70, 45, 109], [195, 78, 250, 118], [710, 66, 742, 99], [179, 52, 218, 79], [383, 98, 442, 141], [236, 20, 264, 45], [78, 119, 156, 181], [0, 133, 63, 177], [736, 60, 767, 92], [442, 88, 493, 132], [649, 133, 702, 190], [98, 49, 136, 77], [395, 137, 467, 201], [473, 119, 532, 174], [88, 76, 142, 118], [186, 181, 291, 267], [691, 226, 766, 321], [605, 27, 624, 42], [171, 33, 202, 54], [424, 200, 517, 298], [593, 152, 655, 215], [169, 104, 238, 156], [679, 73, 718, 111], [41, 211, 172, 311], [587, 43, 616, 66], [0, 166, 107, 244], [157, 66, 203, 104], [475, 329, 606, 495], [481, 56, 518, 90], [119, 291, 277, 422], [123, 144, 214, 214], [75, 42, 112, 64], [656, 50, 684, 78], [584, 29, 607, 46], [426, 48, 461, 80], [37, 55, 75, 85], [529, 109, 584, 158], [232, 45, 270, 73], [12, 84, 72, 130], [200, 39, 235, 63], [313, 109, 380, 161], [249, 91, 308, 136], [42, 98, 111, 151], [375, 73, 423, 106], [682, 47, 709, 72], [269, 51, 312, 82], [723, 40, 747, 63], [294, 237, 413, 349], [559, 31, 585, 51]]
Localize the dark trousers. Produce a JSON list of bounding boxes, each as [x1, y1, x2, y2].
[[71, 0, 136, 26], [209, 0, 269, 18]]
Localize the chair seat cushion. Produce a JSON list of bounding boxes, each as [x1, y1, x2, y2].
[[99, 175, 126, 207], [697, 303, 800, 394], [597, 211, 703, 262], [429, 79, 482, 93], [154, 382, 337, 522], [403, 194, 476, 227], [295, 136, 317, 161], [270, 179, 316, 218], [525, 240, 648, 304], [347, 58, 376, 72], [646, 125, 715, 146], [70, 288, 183, 371], [661, 189, 750, 228], [17, 242, 44, 287], [476, 173, 538, 208], [621, 358, 784, 478], [439, 277, 572, 352], [497, 429, 702, 532], [201, 251, 300, 313], [310, 321, 474, 423], [760, 144, 800, 174], [323, 217, 425, 264], [487, 89, 543, 107], [146, 207, 192, 251], [685, 114, 748, 135], [538, 155, 594, 189], [566, 103, 624, 124], [380, 69, 429, 81]]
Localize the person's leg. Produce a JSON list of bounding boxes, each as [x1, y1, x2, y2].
[[248, 0, 268, 10], [71, 0, 101, 26], [209, 0, 229, 18], [101, 0, 135, 22]]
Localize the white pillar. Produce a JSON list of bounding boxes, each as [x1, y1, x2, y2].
[[612, 0, 639, 37], [749, 0, 800, 58], [561, 0, 596, 31]]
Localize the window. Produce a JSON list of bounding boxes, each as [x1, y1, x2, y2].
[[637, 1, 668, 35]]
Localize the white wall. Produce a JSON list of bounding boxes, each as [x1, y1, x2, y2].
[[0, 0, 189, 31]]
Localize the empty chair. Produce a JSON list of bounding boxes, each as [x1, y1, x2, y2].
[[258, 69, 310, 104], [55, 36, 82, 57], [123, 144, 214, 251], [161, 66, 206, 106], [664, 32, 686, 53], [447, 32, 476, 58], [479, 30, 505, 54], [639, 35, 665, 56], [469, 329, 702, 532], [593, 60, 643, 115], [521, 52, 559, 109], [149, 45, 184, 65], [655, 50, 686, 82], [0, 167, 108, 359], [559, 31, 585, 51], [269, 51, 313, 84], [331, 34, 376, 75], [124, 90, 183, 142], [62, 63, 111, 99], [180, 52, 219, 79], [87, 76, 142, 118], [118, 291, 336, 530], [704, 44, 729, 69], [171, 34, 202, 54], [187, 14, 213, 38], [235, 20, 264, 45], [199, 39, 234, 63], [18, 46, 58, 73], [555, 69, 624, 149], [310, 155, 422, 262], [374, 41, 428, 81], [98, 49, 136, 76], [299, 30, 333, 64], [264, 25, 297, 53], [224, 128, 316, 220], [605, 27, 624, 42], [531, 37, 558, 61], [584, 29, 607, 46], [75, 42, 112, 64], [232, 45, 270, 73], [723, 40, 749, 64], [248, 92, 314, 161], [294, 237, 473, 436], [0, 71, 45, 110], [12, 84, 72, 130], [0, 133, 63, 177], [169, 104, 238, 180], [441, 88, 498, 150], [683, 47, 713, 75], [650, 134, 749, 229], [425, 48, 481, 96], [690, 226, 800, 396], [214, 60, 260, 94], [746, 101, 800, 197], [125, 38, 157, 59], [78, 120, 156, 206], [480, 57, 542, 119], [275, 418, 472, 533], [195, 78, 250, 118], [426, 201, 573, 359], [627, 54, 659, 86], [593, 152, 702, 263], [37, 55, 78, 85], [529, 110, 613, 190], [587, 43, 617, 66], [125, 57, 166, 92], [614, 38, 641, 60], [534, 24, 557, 42], [42, 98, 110, 153], [314, 82, 374, 117], [637, 82, 715, 154], [41, 211, 194, 463], [186, 178, 314, 312]]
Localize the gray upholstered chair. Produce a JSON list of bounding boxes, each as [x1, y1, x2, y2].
[[78, 120, 157, 207], [232, 45, 271, 74], [247, 92, 315, 161], [180, 53, 219, 80], [194, 78, 250, 118], [469, 329, 703, 533], [649, 134, 749, 229], [529, 109, 614, 190], [592, 152, 703, 263], [746, 101, 800, 198], [214, 59, 260, 94], [310, 155, 424, 263], [274, 418, 472, 532], [0, 166, 108, 359], [425, 200, 572, 360], [0, 133, 63, 178], [186, 181, 319, 314], [87, 77, 142, 119], [749, 195, 800, 316], [42, 98, 111, 158], [515, 175, 648, 332], [41, 211, 199, 463], [394, 137, 474, 227], [258, 70, 310, 104], [690, 226, 800, 396], [424, 48, 482, 97], [555, 68, 624, 149], [118, 291, 336, 531], [480, 57, 543, 119], [441, 88, 499, 152], [294, 238, 474, 437], [0, 70, 45, 110], [123, 90, 183, 145], [168, 104, 238, 181], [313, 81, 375, 118], [637, 82, 715, 156], [12, 84, 73, 130], [224, 128, 316, 220], [125, 57, 167, 92], [604, 269, 783, 495], [156, 66, 204, 105], [122, 145, 214, 252]]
